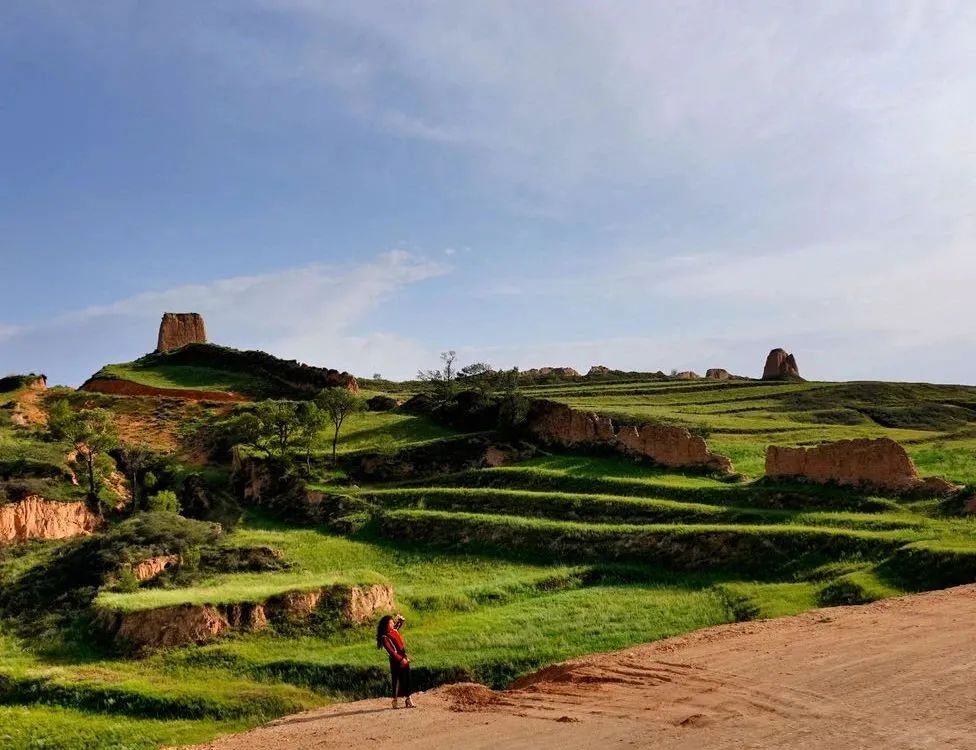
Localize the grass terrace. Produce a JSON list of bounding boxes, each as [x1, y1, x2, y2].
[[93, 362, 268, 395]]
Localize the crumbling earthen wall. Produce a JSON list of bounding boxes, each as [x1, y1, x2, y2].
[[525, 400, 733, 473], [762, 348, 802, 380], [765, 438, 955, 494]]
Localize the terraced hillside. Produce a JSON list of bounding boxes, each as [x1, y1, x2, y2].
[[523, 377, 976, 481], [1, 371, 975, 749], [22, 453, 966, 748]]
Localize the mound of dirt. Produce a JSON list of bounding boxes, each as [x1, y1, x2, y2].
[[129, 554, 181, 582], [10, 385, 47, 427], [441, 683, 512, 712]]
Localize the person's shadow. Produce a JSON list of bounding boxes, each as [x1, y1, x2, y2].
[[270, 707, 394, 727]]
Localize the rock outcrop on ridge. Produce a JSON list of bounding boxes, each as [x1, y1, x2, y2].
[[762, 348, 802, 381], [156, 313, 207, 353]]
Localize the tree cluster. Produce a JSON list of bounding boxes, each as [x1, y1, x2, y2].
[[202, 388, 365, 473], [418, 351, 521, 402]]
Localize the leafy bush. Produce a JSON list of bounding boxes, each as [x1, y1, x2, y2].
[[0, 513, 221, 620], [0, 457, 67, 481], [110, 567, 141, 593], [145, 490, 180, 513]]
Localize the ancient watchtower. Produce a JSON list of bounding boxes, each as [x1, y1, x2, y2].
[[156, 312, 207, 353]]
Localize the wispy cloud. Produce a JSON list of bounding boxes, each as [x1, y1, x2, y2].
[[0, 252, 447, 384], [7, 3, 976, 384], [0, 324, 21, 344], [217, 2, 976, 214]]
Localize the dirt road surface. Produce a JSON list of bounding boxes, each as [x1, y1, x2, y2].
[[186, 585, 976, 749]]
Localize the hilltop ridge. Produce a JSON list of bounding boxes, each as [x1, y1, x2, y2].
[[82, 343, 358, 400]]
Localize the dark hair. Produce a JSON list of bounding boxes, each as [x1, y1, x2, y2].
[[376, 615, 393, 648]]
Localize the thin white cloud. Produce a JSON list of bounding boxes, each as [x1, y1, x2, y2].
[[0, 252, 447, 385], [222, 1, 976, 212], [9, 3, 976, 384], [460, 234, 976, 382]]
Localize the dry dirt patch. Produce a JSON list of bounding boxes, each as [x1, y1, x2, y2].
[[183, 585, 976, 750]]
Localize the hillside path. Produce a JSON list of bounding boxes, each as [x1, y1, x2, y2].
[[186, 585, 976, 749]]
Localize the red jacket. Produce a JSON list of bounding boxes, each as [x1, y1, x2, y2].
[[382, 629, 408, 666]]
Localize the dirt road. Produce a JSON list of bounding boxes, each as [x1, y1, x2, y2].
[[188, 585, 976, 749]]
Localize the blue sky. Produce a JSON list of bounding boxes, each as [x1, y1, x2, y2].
[[2, 1, 975, 385]]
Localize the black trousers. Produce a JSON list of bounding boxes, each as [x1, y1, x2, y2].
[[390, 659, 412, 698]]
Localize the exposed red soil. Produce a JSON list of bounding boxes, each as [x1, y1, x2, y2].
[[10, 386, 47, 427], [0, 496, 100, 543], [184, 585, 976, 750], [79, 377, 248, 402]]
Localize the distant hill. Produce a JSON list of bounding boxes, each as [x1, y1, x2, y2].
[[81, 343, 358, 400]]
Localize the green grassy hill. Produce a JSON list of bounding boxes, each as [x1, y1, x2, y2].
[[1, 371, 975, 748], [85, 343, 358, 399]]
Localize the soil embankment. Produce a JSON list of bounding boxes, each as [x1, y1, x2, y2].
[[99, 583, 395, 652], [0, 497, 100, 543], [186, 585, 976, 749]]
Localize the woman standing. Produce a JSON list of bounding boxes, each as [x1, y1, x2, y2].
[[377, 614, 416, 709]]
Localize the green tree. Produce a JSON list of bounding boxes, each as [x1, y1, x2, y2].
[[46, 399, 76, 441], [119, 442, 152, 513], [418, 350, 460, 402], [457, 362, 495, 395], [69, 408, 119, 513], [195, 409, 263, 459], [146, 490, 180, 513], [295, 401, 327, 475], [457, 363, 523, 397], [253, 400, 301, 460], [316, 388, 364, 465]]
